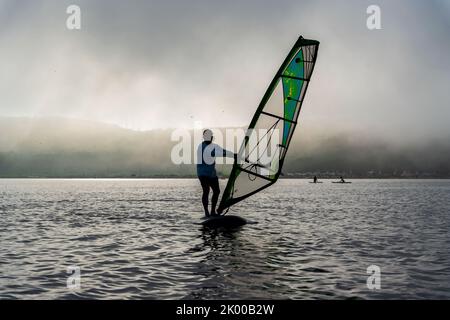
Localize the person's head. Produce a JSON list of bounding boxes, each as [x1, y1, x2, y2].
[[203, 129, 213, 142]]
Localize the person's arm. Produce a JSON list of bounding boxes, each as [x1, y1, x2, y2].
[[214, 144, 235, 158]]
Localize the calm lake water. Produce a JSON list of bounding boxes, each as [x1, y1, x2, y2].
[[1, 179, 449, 300]]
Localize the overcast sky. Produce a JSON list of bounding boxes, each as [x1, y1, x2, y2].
[[0, 0, 449, 143]]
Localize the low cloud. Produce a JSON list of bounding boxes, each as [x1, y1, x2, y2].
[[0, 0, 449, 143]]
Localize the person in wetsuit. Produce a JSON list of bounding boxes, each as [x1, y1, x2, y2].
[[197, 129, 234, 217]]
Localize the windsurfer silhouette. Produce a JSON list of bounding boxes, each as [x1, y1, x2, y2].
[[197, 129, 235, 217]]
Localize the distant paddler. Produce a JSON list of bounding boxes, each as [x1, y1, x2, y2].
[[310, 175, 324, 183], [332, 176, 351, 184]]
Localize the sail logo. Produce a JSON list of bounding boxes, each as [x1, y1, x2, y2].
[[170, 128, 280, 168], [67, 266, 81, 290], [366, 265, 381, 290], [366, 5, 382, 30]]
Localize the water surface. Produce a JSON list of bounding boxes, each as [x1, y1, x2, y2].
[[1, 179, 449, 299]]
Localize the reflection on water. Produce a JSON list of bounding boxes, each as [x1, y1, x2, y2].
[[186, 227, 291, 300], [0, 179, 449, 299]]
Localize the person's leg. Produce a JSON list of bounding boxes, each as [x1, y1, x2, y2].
[[210, 177, 220, 215], [199, 177, 210, 216]]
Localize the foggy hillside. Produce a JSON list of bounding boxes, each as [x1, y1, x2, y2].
[[0, 117, 449, 178]]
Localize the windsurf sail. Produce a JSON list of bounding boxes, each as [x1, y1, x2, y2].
[[217, 36, 319, 214]]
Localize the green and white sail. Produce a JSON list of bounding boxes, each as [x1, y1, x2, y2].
[[217, 36, 320, 214]]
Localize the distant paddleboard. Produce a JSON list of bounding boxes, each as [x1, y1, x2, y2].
[[332, 181, 352, 184], [309, 182, 323, 184]]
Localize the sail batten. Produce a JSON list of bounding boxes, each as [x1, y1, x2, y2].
[[217, 36, 319, 214], [260, 111, 298, 124]]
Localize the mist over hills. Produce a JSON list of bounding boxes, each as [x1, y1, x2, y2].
[[0, 117, 449, 178]]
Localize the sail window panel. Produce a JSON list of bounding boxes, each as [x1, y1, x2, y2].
[[238, 113, 283, 178], [229, 173, 272, 201], [304, 61, 313, 79], [261, 80, 285, 119], [302, 45, 317, 78]]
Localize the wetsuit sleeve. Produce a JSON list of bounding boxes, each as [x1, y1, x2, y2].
[[214, 145, 234, 158]]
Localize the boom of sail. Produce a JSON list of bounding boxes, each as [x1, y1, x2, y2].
[[217, 36, 320, 214]]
